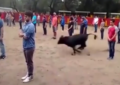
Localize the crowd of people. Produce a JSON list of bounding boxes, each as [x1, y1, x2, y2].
[[0, 11, 119, 83]]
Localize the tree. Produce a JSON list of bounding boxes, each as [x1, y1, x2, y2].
[[65, 0, 81, 11]]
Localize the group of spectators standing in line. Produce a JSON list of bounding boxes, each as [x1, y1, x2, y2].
[[0, 11, 120, 83]]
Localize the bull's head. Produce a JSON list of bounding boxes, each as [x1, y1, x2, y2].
[[58, 35, 69, 44], [58, 35, 64, 44]]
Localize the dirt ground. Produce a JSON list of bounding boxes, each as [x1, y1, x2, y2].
[[0, 23, 120, 85]]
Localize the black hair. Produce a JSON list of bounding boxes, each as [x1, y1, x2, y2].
[[25, 11, 33, 19], [70, 17, 73, 21], [110, 19, 115, 23]]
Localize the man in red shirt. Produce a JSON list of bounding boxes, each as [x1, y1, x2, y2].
[[52, 12, 58, 39], [107, 19, 118, 60]]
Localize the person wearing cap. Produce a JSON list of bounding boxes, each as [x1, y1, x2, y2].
[[52, 12, 58, 39], [19, 11, 35, 83], [80, 17, 88, 34]]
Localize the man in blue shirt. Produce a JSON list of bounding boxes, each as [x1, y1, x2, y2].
[[32, 13, 37, 33], [80, 17, 88, 34], [60, 15, 65, 31], [19, 13, 22, 29], [19, 11, 35, 83], [0, 13, 6, 59]]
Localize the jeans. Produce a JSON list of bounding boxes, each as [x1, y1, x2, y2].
[[49, 22, 51, 28], [19, 21, 22, 29], [33, 23, 36, 33], [37, 20, 40, 26], [74, 22, 78, 29], [80, 27, 87, 34], [118, 30, 120, 43], [6, 19, 9, 26], [12, 19, 15, 26], [43, 27, 47, 35], [8, 19, 12, 26], [24, 48, 35, 76], [61, 25, 64, 31], [52, 27, 57, 38], [0, 40, 6, 56], [68, 29, 74, 36], [108, 41, 115, 59], [100, 28, 104, 39], [94, 24, 98, 33]]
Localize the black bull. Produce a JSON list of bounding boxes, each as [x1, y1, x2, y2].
[[58, 33, 97, 55]]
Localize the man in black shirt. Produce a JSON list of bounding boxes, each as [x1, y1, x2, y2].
[[68, 17, 74, 36]]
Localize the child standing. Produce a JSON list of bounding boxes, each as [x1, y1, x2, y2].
[[107, 19, 118, 60], [100, 19, 105, 40]]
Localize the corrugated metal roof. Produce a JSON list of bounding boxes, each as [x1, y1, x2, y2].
[[0, 7, 14, 12]]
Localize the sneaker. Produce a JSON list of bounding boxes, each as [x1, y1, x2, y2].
[[0, 55, 6, 59], [107, 57, 113, 60], [21, 73, 28, 80], [23, 76, 33, 83]]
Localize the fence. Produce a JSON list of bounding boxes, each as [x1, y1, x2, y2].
[[1, 12, 119, 26]]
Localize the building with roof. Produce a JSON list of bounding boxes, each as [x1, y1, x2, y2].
[[0, 7, 15, 12]]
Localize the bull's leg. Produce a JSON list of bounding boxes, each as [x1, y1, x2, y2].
[[71, 47, 81, 55], [78, 43, 86, 50], [75, 49, 81, 53], [71, 47, 76, 55], [78, 46, 84, 50]]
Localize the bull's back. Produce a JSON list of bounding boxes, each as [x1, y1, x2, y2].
[[68, 34, 88, 45]]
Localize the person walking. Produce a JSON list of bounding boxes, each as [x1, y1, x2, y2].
[[19, 11, 35, 82], [0, 13, 6, 59]]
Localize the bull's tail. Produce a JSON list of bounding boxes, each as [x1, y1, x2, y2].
[[87, 33, 97, 40]]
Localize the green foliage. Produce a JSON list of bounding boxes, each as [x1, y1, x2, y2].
[[0, 0, 120, 13]]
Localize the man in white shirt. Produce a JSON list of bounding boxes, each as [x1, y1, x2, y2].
[[93, 16, 99, 33]]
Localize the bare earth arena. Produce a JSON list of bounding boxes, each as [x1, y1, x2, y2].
[[0, 23, 120, 85]]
